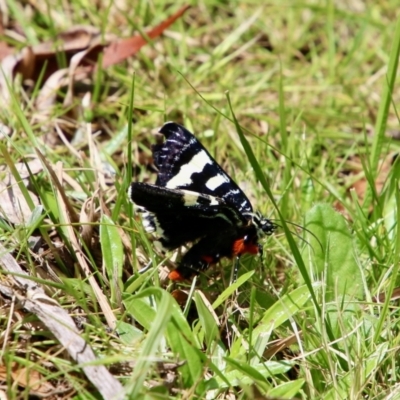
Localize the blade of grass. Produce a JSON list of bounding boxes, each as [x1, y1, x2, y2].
[[125, 290, 173, 398], [226, 93, 320, 313], [373, 180, 400, 342], [370, 16, 400, 174]]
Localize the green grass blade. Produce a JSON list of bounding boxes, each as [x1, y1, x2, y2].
[[100, 214, 124, 306], [226, 94, 321, 315], [370, 17, 400, 175], [124, 290, 173, 398]]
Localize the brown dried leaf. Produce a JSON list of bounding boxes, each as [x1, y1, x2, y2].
[[263, 332, 301, 359], [372, 287, 400, 303], [1, 26, 104, 94], [34, 68, 70, 111], [103, 5, 190, 67], [36, 25, 103, 55], [1, 6, 190, 102]]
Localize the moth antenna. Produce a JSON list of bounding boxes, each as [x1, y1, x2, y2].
[[270, 219, 323, 253]]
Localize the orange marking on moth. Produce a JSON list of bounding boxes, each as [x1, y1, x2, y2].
[[232, 238, 259, 256], [168, 270, 186, 281]]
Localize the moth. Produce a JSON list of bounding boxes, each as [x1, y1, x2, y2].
[[128, 122, 275, 280]]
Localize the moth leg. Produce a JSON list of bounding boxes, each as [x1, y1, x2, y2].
[[168, 252, 214, 281], [258, 243, 263, 260], [168, 234, 233, 281]]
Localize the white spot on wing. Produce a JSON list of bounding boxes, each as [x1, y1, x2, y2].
[[205, 174, 229, 190], [142, 218, 154, 232], [180, 189, 221, 207], [182, 192, 200, 206], [153, 218, 165, 236], [141, 211, 165, 236], [166, 150, 212, 189], [208, 196, 219, 206]]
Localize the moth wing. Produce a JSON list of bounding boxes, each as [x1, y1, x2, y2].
[[128, 182, 246, 249], [153, 122, 253, 214]]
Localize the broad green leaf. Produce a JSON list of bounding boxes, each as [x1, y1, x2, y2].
[[252, 283, 319, 344], [216, 358, 292, 389], [40, 189, 60, 222], [267, 379, 305, 399], [116, 321, 143, 344], [143, 386, 169, 400], [325, 298, 365, 341], [166, 322, 203, 388], [123, 293, 155, 330], [301, 203, 362, 300], [124, 268, 154, 294], [123, 288, 203, 388]]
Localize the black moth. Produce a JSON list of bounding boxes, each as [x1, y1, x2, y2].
[[128, 122, 275, 280]]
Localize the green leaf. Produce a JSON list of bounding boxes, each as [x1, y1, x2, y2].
[[301, 203, 362, 301], [252, 283, 318, 345], [124, 269, 154, 294], [103, 124, 128, 156], [166, 321, 203, 388], [212, 270, 254, 309], [217, 357, 292, 389], [123, 288, 203, 388], [267, 379, 305, 399], [100, 214, 124, 304], [195, 291, 220, 347], [116, 321, 143, 345], [370, 17, 400, 176], [125, 289, 173, 398], [123, 294, 154, 330]]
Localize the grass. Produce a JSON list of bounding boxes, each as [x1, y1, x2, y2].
[[1, 0, 400, 398]]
